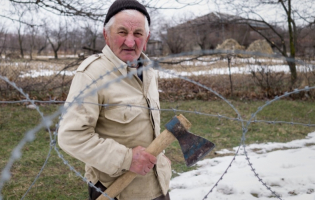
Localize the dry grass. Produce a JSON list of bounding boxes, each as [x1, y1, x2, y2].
[[159, 73, 315, 101], [1, 56, 315, 102], [0, 58, 80, 101]]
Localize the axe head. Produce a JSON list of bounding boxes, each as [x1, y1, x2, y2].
[[165, 115, 215, 167]]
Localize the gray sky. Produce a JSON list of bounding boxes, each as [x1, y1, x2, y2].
[[1, 0, 314, 32]]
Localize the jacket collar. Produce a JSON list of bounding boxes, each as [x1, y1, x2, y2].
[[102, 45, 154, 96], [102, 45, 128, 77]]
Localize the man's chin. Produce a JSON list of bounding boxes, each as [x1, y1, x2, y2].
[[120, 56, 139, 65]]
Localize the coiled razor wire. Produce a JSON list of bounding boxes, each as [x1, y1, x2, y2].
[[0, 74, 55, 200], [0, 49, 315, 200]]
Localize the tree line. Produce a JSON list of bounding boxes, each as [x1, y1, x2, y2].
[[1, 0, 315, 86], [0, 18, 105, 59]]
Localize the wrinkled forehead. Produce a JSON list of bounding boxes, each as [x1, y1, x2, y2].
[[113, 10, 146, 30]]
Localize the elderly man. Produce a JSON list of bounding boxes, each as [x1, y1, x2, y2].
[[58, 0, 171, 200]]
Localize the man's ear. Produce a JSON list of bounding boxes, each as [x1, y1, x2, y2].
[[143, 31, 150, 52], [103, 28, 110, 46]]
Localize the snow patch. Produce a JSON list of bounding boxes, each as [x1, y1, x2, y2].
[[170, 132, 315, 200]]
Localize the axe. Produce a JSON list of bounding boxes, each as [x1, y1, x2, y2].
[[97, 114, 215, 200]]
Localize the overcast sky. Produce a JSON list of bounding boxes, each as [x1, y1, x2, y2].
[[1, 0, 314, 33]]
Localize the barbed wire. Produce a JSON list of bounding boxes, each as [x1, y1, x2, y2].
[[0, 75, 54, 199], [0, 50, 315, 200]]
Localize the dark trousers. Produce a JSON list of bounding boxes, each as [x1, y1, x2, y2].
[[88, 181, 170, 200]]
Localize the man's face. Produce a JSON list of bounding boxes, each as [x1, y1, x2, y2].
[[103, 11, 150, 63]]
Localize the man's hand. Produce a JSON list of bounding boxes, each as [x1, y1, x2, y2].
[[129, 146, 157, 176]]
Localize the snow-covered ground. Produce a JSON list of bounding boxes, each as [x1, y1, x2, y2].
[[3, 56, 312, 78], [170, 132, 315, 200], [16, 64, 314, 78], [19, 69, 75, 77], [158, 65, 315, 79], [167, 57, 287, 66]]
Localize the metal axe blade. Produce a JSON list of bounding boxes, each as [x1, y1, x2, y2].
[[165, 116, 215, 167]]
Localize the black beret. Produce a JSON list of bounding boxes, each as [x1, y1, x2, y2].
[[104, 0, 151, 26]]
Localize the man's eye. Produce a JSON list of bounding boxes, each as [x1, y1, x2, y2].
[[135, 33, 142, 36], [119, 31, 126, 35]]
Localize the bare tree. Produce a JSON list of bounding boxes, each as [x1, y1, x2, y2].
[[6, 0, 106, 21], [24, 17, 40, 60], [0, 0, 209, 57], [295, 25, 315, 60], [82, 20, 103, 54], [146, 9, 164, 40], [2, 0, 207, 25], [36, 34, 48, 55], [160, 13, 196, 54], [64, 27, 80, 56], [14, 9, 27, 58], [161, 24, 187, 54], [44, 19, 66, 59], [216, 0, 315, 85], [0, 23, 8, 58]]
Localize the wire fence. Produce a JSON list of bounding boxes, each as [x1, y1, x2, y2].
[[0, 50, 315, 200]]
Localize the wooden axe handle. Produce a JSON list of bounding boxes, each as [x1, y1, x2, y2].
[[96, 114, 191, 200]]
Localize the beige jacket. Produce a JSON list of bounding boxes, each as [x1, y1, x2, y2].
[[58, 46, 172, 200]]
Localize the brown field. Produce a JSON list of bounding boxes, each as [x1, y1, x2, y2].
[[0, 56, 315, 101]]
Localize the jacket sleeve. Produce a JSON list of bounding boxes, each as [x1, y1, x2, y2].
[[58, 71, 132, 177]]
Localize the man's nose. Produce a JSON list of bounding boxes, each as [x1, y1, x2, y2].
[[124, 34, 135, 48]]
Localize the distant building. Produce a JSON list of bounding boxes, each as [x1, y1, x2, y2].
[[164, 12, 268, 54], [146, 40, 163, 57]]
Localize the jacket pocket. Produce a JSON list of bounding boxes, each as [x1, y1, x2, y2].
[[104, 106, 142, 124]]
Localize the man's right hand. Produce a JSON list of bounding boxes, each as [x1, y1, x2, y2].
[[129, 146, 157, 176]]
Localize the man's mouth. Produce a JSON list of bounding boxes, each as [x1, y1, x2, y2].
[[123, 49, 135, 52]]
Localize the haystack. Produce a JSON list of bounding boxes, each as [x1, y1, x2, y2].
[[216, 39, 245, 51], [246, 39, 273, 55]]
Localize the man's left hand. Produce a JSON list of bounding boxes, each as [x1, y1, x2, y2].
[[129, 146, 157, 176]]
